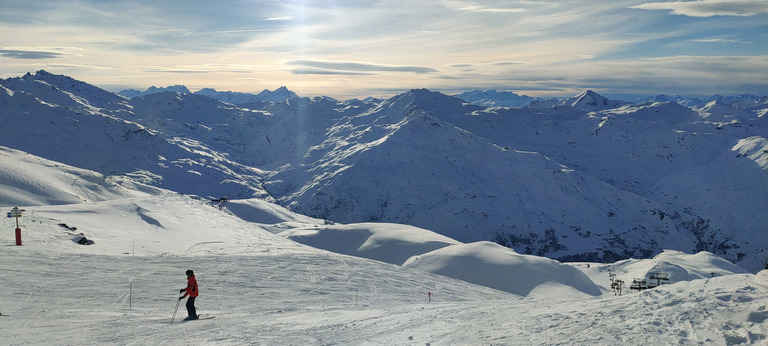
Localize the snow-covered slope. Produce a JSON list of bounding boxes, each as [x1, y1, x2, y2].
[[0, 146, 162, 206], [262, 89, 767, 271], [0, 78, 269, 200], [0, 151, 766, 344], [1, 70, 126, 109]]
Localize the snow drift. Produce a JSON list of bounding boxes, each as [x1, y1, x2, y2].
[[279, 222, 461, 266], [404, 241, 603, 297]]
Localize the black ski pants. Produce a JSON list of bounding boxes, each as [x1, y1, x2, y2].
[[186, 296, 197, 318]]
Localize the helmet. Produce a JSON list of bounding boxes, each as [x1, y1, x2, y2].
[[186, 269, 194, 276]]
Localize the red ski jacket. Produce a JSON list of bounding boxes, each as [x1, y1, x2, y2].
[[182, 275, 199, 298]]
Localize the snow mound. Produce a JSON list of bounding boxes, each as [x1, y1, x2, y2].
[[757, 270, 768, 286], [619, 250, 748, 283], [579, 250, 751, 292], [279, 222, 461, 265], [403, 241, 602, 297], [224, 198, 323, 225]]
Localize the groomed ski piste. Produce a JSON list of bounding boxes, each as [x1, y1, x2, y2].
[[1, 146, 767, 345]]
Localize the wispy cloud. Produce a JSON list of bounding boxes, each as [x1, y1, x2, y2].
[[142, 64, 271, 74], [264, 16, 294, 21], [290, 69, 373, 76], [287, 60, 439, 74], [0, 49, 64, 59], [632, 0, 768, 17], [0, 47, 80, 60], [693, 38, 750, 44], [441, 0, 525, 13], [45, 63, 114, 70], [215, 29, 278, 34]]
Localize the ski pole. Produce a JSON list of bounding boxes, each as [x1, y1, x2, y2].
[[171, 293, 183, 323]]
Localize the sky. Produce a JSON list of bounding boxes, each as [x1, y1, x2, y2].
[[0, 0, 766, 99]]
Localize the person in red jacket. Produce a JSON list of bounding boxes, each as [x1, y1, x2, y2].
[[179, 269, 199, 320]]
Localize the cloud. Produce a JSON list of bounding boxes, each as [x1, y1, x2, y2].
[[631, 0, 768, 17], [286, 60, 439, 74], [215, 29, 278, 34], [692, 38, 750, 44], [45, 63, 115, 70], [264, 16, 294, 21], [423, 55, 768, 97], [441, 0, 525, 13], [0, 46, 83, 60], [491, 61, 530, 66], [447, 61, 528, 68], [447, 63, 474, 68], [142, 64, 270, 74], [290, 69, 373, 76], [0, 49, 65, 59]]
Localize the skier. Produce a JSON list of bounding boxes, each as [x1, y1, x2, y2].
[[179, 269, 199, 320]]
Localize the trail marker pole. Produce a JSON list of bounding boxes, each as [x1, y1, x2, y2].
[[129, 279, 133, 309], [7, 207, 25, 245]]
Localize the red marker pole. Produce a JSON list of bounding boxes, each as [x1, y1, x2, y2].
[[8, 207, 24, 246], [15, 211, 21, 245], [428, 291, 431, 303]]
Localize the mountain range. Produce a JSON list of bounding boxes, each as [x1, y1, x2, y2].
[[119, 85, 299, 104], [1, 70, 766, 272]]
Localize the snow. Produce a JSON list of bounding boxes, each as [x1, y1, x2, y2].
[[0, 146, 162, 206], [453, 89, 535, 108], [403, 241, 602, 297], [278, 222, 461, 265], [2, 71, 767, 273], [1, 149, 767, 344]]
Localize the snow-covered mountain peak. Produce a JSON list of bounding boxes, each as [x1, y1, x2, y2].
[[1, 69, 126, 108], [454, 89, 535, 108], [525, 90, 628, 110], [26, 69, 54, 79], [147, 85, 191, 94], [567, 89, 627, 110], [256, 86, 299, 102], [385, 89, 482, 119]]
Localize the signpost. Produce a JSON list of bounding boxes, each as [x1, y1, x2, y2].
[[6, 207, 25, 245]]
